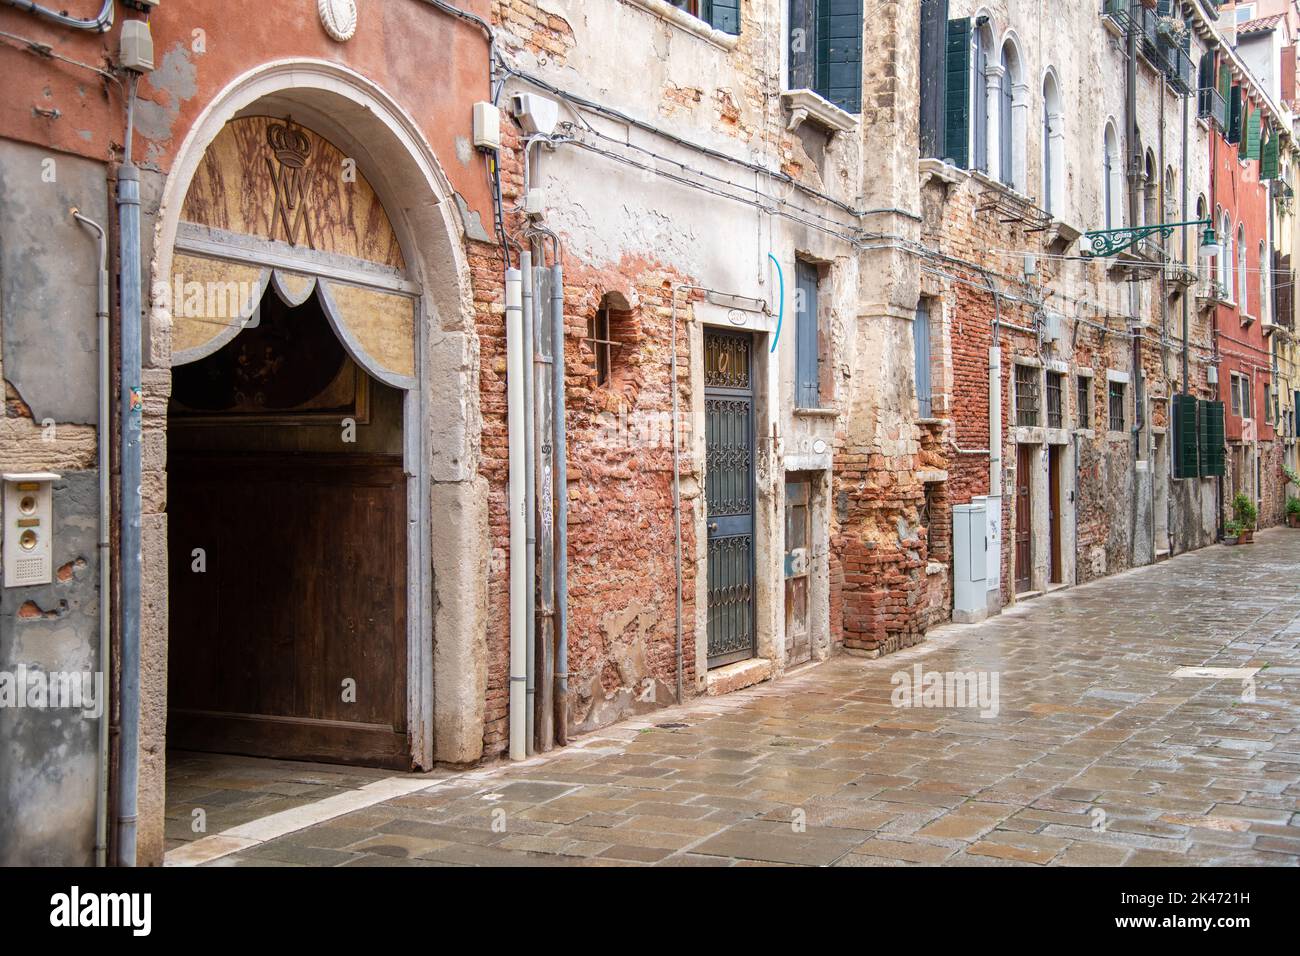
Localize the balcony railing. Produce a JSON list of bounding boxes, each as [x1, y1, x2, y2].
[[1198, 86, 1227, 128]]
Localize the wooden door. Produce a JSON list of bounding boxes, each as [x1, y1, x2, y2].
[[167, 452, 410, 769], [1048, 445, 1062, 584], [1015, 444, 1033, 593]]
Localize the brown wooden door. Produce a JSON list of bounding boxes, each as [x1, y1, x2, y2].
[[1048, 446, 1062, 584], [167, 452, 410, 769], [1015, 444, 1033, 593]]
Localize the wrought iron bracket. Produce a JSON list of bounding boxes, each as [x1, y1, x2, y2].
[[1082, 219, 1211, 258]]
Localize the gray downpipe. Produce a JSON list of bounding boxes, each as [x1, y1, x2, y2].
[[1, 0, 113, 31], [671, 287, 688, 705], [551, 261, 569, 746], [533, 253, 555, 751], [116, 87, 143, 867], [73, 208, 111, 867], [521, 249, 537, 755]]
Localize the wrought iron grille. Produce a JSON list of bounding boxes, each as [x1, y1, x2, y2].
[[1077, 376, 1091, 429], [705, 398, 753, 517], [1046, 372, 1064, 429], [704, 330, 751, 390], [1015, 364, 1041, 427], [1109, 380, 1126, 432], [706, 534, 754, 666]]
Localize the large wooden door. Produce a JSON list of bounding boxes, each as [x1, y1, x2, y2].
[[167, 452, 410, 768], [1015, 444, 1033, 593], [1048, 445, 1062, 584], [705, 329, 756, 668]]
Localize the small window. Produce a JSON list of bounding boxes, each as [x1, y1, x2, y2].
[[1231, 373, 1242, 417], [914, 299, 933, 418], [1264, 383, 1274, 424], [1015, 364, 1040, 427], [795, 259, 823, 409], [669, 1, 740, 35], [586, 308, 614, 388], [1046, 371, 1064, 429], [1108, 380, 1126, 432], [1077, 375, 1091, 429], [787, 0, 863, 113]]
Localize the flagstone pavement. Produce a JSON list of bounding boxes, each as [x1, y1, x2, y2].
[[172, 529, 1300, 866]]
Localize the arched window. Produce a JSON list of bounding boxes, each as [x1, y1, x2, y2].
[[1259, 240, 1269, 323], [1219, 210, 1232, 296], [1142, 151, 1157, 227], [1238, 224, 1248, 312], [1042, 71, 1064, 215], [972, 20, 993, 174], [998, 39, 1025, 191], [1196, 195, 1208, 273], [1103, 122, 1122, 229]]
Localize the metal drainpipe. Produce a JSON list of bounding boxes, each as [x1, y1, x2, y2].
[[72, 208, 111, 867], [0, 0, 113, 31], [670, 287, 687, 705], [116, 78, 143, 867], [533, 243, 555, 752], [551, 257, 569, 746], [505, 267, 527, 761], [520, 248, 536, 755]]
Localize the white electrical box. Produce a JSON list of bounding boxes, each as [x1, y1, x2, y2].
[[3, 472, 59, 588], [524, 187, 548, 218], [952, 499, 988, 624], [473, 101, 501, 150], [120, 19, 155, 72], [510, 92, 559, 136], [1207, 365, 1219, 385]]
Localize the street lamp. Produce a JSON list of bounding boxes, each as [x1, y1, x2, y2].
[[1198, 225, 1220, 262]]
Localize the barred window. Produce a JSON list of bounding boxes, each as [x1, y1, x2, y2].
[[1108, 380, 1126, 432], [1046, 372, 1064, 429], [1015, 364, 1040, 427], [586, 308, 614, 387], [1077, 376, 1091, 429]]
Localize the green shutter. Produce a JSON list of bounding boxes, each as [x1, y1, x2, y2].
[[1228, 86, 1243, 144], [1261, 124, 1280, 180], [816, 0, 862, 113], [943, 17, 971, 168], [1173, 394, 1200, 479], [708, 0, 740, 35], [1199, 399, 1226, 477], [1218, 63, 1232, 104], [1245, 106, 1261, 159]]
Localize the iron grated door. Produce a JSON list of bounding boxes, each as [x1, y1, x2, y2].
[[705, 329, 756, 668]]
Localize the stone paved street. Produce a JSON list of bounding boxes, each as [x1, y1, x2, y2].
[[188, 530, 1300, 866]]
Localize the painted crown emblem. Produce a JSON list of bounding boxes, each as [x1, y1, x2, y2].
[[267, 122, 310, 169]]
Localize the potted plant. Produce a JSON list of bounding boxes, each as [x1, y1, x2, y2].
[[1224, 520, 1241, 546], [1287, 496, 1300, 529], [1232, 492, 1258, 543]]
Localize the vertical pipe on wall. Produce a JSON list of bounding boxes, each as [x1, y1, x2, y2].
[[551, 261, 569, 746], [670, 287, 687, 706], [521, 250, 536, 755], [73, 208, 111, 867], [534, 255, 555, 752], [505, 268, 526, 761], [115, 81, 143, 866]]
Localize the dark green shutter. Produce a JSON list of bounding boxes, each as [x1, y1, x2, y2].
[[708, 0, 740, 35], [1218, 63, 1232, 104], [1199, 399, 1226, 477], [816, 0, 862, 113], [1261, 124, 1280, 179], [1228, 85, 1243, 144], [1244, 106, 1261, 159], [1173, 394, 1200, 479], [919, 0, 949, 158], [943, 18, 971, 168]]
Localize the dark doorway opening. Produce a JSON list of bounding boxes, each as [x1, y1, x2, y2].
[[166, 288, 411, 769], [1015, 444, 1033, 594], [1048, 445, 1062, 585]]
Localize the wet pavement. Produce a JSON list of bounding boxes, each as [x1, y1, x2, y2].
[[175, 529, 1300, 866]]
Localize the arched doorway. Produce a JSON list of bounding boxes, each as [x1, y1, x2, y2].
[[163, 114, 420, 768]]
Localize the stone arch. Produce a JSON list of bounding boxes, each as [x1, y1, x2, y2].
[[143, 61, 488, 805]]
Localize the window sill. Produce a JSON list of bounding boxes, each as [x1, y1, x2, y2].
[[793, 406, 838, 419], [781, 89, 858, 138], [969, 169, 1035, 207], [1240, 313, 1256, 328], [618, 0, 739, 50], [918, 157, 967, 188]]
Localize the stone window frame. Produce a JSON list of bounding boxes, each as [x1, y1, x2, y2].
[[1075, 368, 1095, 434], [1013, 356, 1043, 429], [1106, 369, 1130, 437], [620, 0, 740, 51]]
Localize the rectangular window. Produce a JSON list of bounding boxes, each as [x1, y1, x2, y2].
[[1231, 373, 1241, 417], [670, 0, 740, 35], [787, 0, 863, 113], [587, 308, 613, 387], [795, 259, 821, 408], [1046, 371, 1064, 429], [1264, 383, 1273, 424], [914, 299, 933, 418], [1015, 364, 1040, 427], [1237, 374, 1252, 420], [1077, 375, 1091, 429], [1108, 380, 1126, 432]]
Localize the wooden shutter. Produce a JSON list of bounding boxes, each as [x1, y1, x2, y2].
[[1244, 105, 1261, 160], [816, 0, 862, 113], [1228, 85, 1243, 144], [709, 0, 740, 35], [788, 0, 816, 92], [1261, 123, 1280, 179], [1199, 399, 1226, 477], [1173, 393, 1199, 479], [795, 260, 820, 409], [943, 17, 971, 168], [919, 0, 950, 158]]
